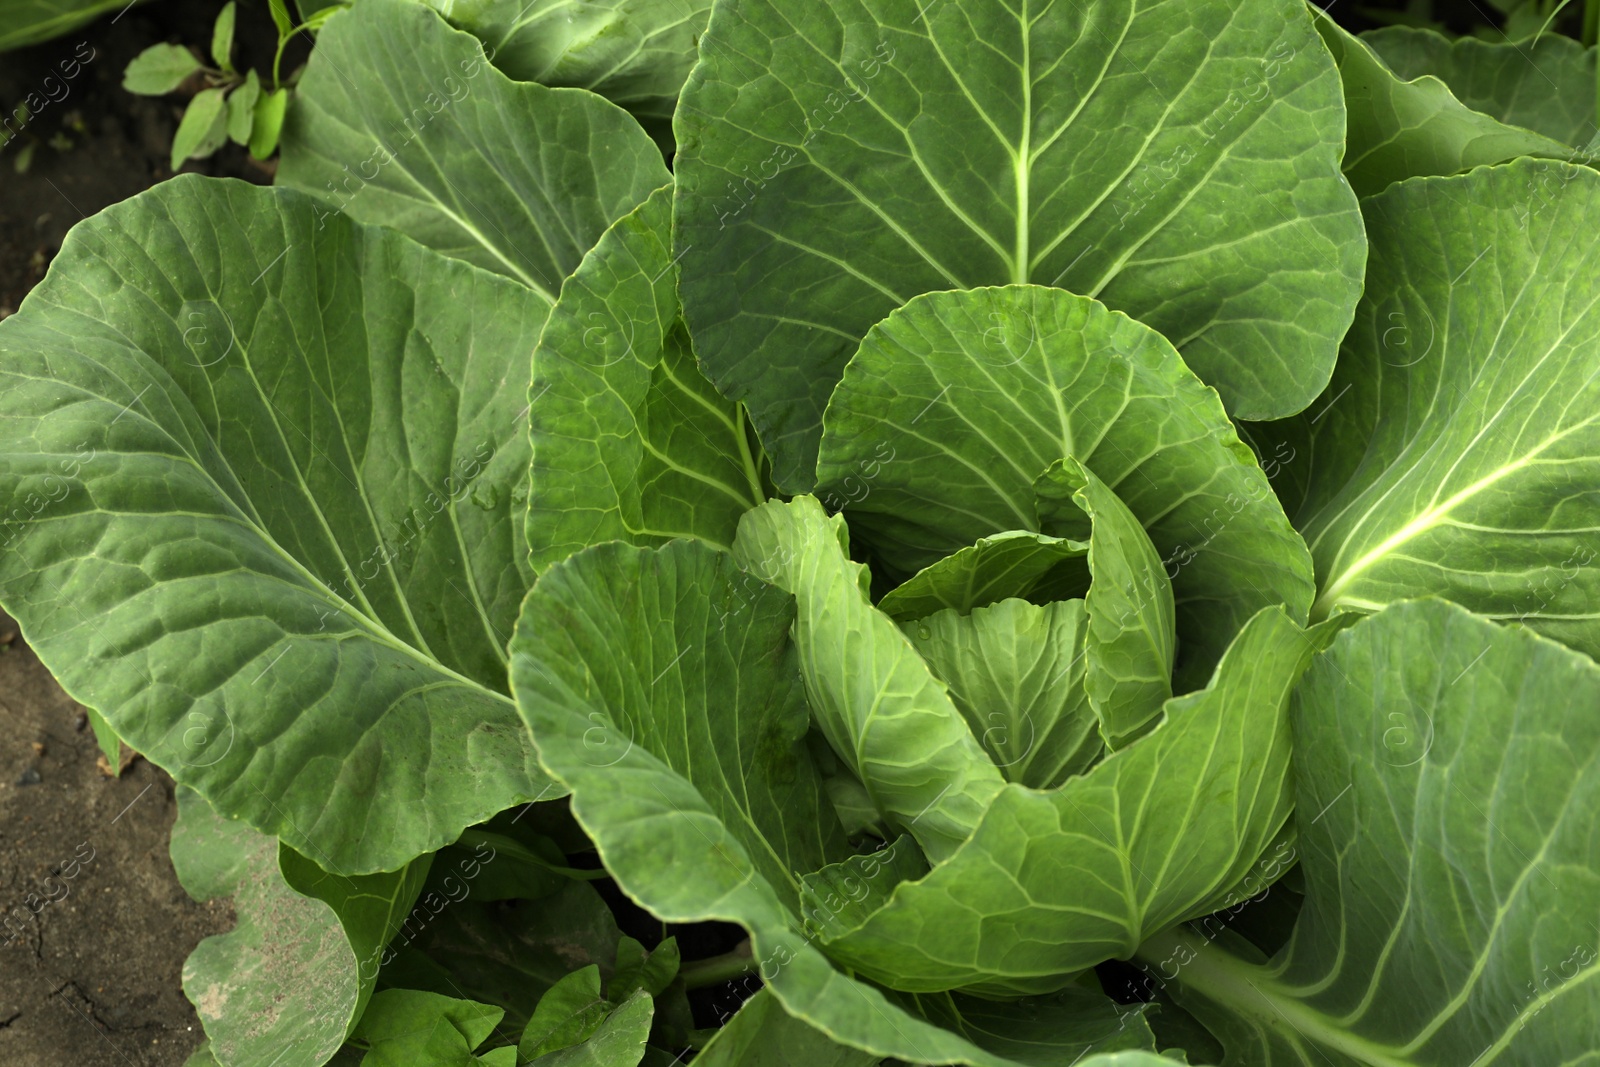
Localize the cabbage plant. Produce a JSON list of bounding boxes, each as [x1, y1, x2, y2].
[[1, 0, 1599, 1063]]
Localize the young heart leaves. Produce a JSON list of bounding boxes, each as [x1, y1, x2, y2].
[[905, 597, 1101, 790], [1143, 599, 1600, 1062], [673, 0, 1365, 488], [807, 606, 1335, 997], [510, 537, 1158, 1065], [0, 178, 554, 873], [893, 455, 1175, 786], [876, 529, 1088, 622], [816, 284, 1313, 687], [1283, 159, 1600, 657], [277, 0, 669, 298], [1054, 458, 1175, 747], [732, 496, 1005, 863]]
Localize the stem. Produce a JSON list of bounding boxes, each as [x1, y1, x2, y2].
[[733, 405, 766, 506], [451, 828, 611, 882], [272, 20, 318, 89], [203, 69, 243, 95], [1133, 925, 1413, 1067], [679, 940, 757, 990], [1530, 0, 1576, 44], [272, 34, 288, 89]]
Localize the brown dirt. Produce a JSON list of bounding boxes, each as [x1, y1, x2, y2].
[[0, 609, 234, 1066], [0, 3, 294, 1064]]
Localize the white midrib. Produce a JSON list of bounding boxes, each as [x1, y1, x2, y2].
[[1135, 927, 1419, 1067], [1013, 0, 1032, 285], [1311, 441, 1559, 620]]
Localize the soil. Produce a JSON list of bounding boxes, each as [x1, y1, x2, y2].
[[0, 4, 295, 1065], [0, 610, 233, 1066]]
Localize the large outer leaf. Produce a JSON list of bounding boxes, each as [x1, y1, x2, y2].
[[673, 0, 1365, 488], [0, 0, 135, 50], [1294, 160, 1600, 658], [511, 539, 1148, 1065], [817, 285, 1314, 686], [1312, 12, 1574, 197], [1363, 26, 1598, 148], [419, 0, 711, 138], [904, 987, 1159, 1062], [170, 788, 430, 1066], [811, 606, 1327, 996], [694, 989, 878, 1066], [0, 177, 552, 873], [512, 539, 847, 912], [1146, 600, 1600, 1063], [277, 0, 669, 296], [733, 497, 1005, 863], [527, 184, 765, 573]]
